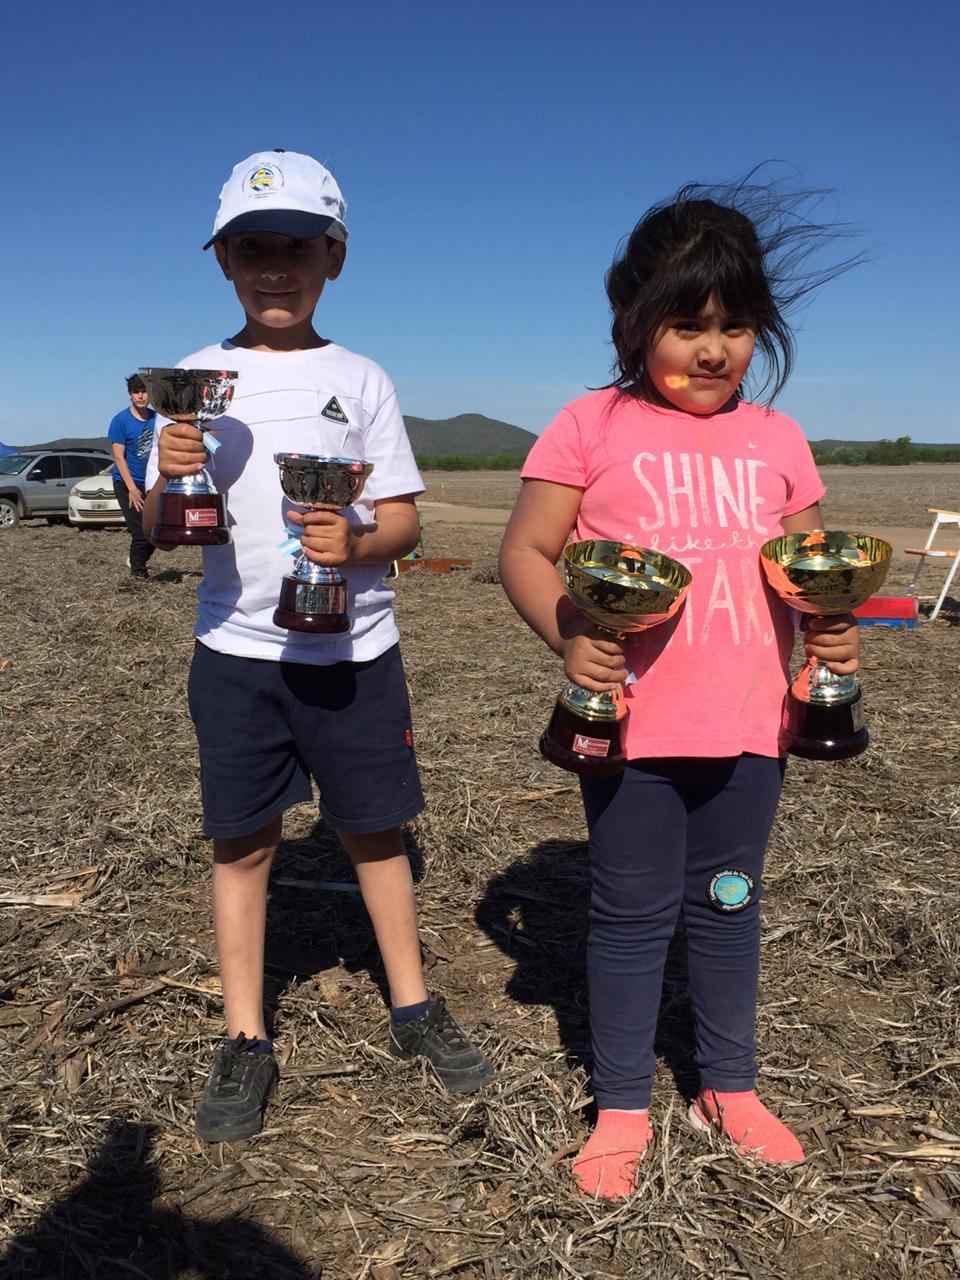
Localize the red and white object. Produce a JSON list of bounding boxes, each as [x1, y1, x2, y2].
[[905, 508, 960, 621], [851, 596, 918, 628]]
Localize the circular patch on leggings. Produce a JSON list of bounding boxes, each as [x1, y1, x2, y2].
[[707, 869, 755, 912]]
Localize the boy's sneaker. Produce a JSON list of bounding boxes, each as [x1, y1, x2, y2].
[[195, 1034, 278, 1142], [388, 997, 493, 1093]]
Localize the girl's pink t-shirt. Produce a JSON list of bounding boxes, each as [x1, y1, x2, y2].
[[522, 390, 826, 759]]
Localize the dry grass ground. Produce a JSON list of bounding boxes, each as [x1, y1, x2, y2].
[[420, 462, 960, 528], [1, 465, 958, 1280]]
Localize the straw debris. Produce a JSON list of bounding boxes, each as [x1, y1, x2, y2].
[[0, 465, 958, 1278]]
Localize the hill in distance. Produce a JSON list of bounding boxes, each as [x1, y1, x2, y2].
[[7, 437, 112, 453], [13, 426, 960, 458], [403, 413, 537, 457], [810, 438, 958, 450], [13, 413, 540, 459]]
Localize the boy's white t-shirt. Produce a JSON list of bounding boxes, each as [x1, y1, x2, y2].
[[145, 341, 424, 665]]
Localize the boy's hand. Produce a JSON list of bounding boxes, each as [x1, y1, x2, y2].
[[158, 421, 208, 479], [290, 508, 352, 566], [561, 628, 627, 691], [127, 486, 145, 513], [803, 614, 860, 675]]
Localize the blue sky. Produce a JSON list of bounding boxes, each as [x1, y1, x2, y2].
[[4, 0, 959, 445]]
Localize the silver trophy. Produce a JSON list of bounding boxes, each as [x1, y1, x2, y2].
[[139, 367, 238, 547], [274, 454, 374, 632]]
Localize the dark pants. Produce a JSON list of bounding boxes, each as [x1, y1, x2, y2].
[[187, 641, 425, 839], [114, 480, 154, 575], [580, 754, 785, 1109]]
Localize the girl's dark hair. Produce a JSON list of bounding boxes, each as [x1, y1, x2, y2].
[[605, 170, 863, 403]]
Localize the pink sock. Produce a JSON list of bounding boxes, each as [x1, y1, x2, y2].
[[691, 1089, 805, 1164], [572, 1108, 653, 1200]]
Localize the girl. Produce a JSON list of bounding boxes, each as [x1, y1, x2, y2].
[[499, 181, 860, 1201]]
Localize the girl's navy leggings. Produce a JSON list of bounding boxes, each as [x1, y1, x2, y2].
[[580, 753, 785, 1110]]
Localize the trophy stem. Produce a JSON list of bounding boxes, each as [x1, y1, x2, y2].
[[291, 556, 345, 587], [793, 656, 859, 704], [164, 469, 217, 497]]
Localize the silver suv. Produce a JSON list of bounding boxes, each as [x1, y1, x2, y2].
[[0, 450, 113, 529]]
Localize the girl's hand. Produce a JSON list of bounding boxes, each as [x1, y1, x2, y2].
[[562, 629, 627, 691], [803, 614, 860, 675], [158, 421, 208, 479], [290, 508, 352, 566]]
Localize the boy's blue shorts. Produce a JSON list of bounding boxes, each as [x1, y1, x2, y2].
[[187, 640, 426, 840]]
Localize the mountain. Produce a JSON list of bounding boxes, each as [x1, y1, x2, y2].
[[15, 427, 959, 459], [13, 437, 112, 452], [16, 414, 540, 459], [403, 413, 537, 457]]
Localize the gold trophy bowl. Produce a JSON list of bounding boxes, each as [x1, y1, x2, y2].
[[760, 530, 892, 759], [540, 540, 692, 776]]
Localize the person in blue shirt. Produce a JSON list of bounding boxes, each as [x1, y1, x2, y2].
[[109, 374, 157, 578]]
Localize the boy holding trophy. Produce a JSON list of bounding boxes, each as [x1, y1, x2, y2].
[[142, 149, 492, 1142]]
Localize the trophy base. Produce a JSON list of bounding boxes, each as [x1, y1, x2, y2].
[[272, 605, 350, 633], [539, 699, 626, 777], [780, 688, 869, 760], [273, 576, 349, 633], [152, 493, 230, 548]]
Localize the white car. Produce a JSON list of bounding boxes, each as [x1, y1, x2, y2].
[[68, 465, 125, 528]]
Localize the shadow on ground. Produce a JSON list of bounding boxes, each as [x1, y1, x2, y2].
[[263, 820, 428, 1027], [149, 567, 204, 586], [474, 838, 701, 1105], [1, 1120, 316, 1279], [920, 595, 959, 626]]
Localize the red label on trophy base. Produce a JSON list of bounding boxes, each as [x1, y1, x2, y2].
[[573, 733, 611, 758], [185, 507, 219, 528]]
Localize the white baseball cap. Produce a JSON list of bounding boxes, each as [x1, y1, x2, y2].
[[203, 149, 348, 249]]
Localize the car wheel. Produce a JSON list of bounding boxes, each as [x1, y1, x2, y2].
[[0, 499, 20, 530]]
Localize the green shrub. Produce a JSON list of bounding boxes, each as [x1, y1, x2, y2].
[[415, 453, 527, 471], [812, 436, 960, 465], [813, 445, 870, 465]]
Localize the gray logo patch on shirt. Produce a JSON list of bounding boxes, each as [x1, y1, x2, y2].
[[321, 396, 348, 424]]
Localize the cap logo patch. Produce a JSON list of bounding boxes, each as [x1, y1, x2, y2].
[[245, 165, 283, 196], [707, 869, 755, 913], [321, 397, 349, 424]]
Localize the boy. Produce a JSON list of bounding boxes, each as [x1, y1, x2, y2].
[[109, 373, 156, 579], [142, 149, 492, 1142]]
